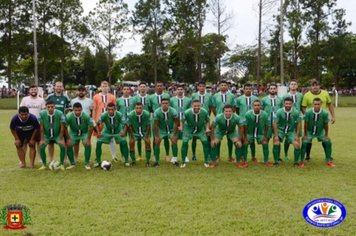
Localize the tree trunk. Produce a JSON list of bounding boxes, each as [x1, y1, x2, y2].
[[257, 0, 262, 84], [6, 3, 13, 89]]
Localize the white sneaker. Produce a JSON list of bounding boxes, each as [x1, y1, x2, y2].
[[180, 163, 186, 168], [84, 164, 91, 170], [170, 157, 178, 163], [66, 165, 76, 170], [112, 157, 119, 163], [204, 163, 210, 168], [165, 155, 170, 162], [185, 156, 190, 163]]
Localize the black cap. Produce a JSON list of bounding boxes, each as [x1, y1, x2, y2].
[[311, 79, 320, 85]]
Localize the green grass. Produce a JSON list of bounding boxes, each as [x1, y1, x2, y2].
[[0, 108, 355, 235]]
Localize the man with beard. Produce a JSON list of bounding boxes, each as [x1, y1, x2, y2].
[[20, 85, 46, 118]]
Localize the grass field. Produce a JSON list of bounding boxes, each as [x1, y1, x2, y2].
[[0, 108, 355, 235]]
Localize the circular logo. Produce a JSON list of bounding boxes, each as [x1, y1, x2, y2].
[[303, 198, 346, 228]]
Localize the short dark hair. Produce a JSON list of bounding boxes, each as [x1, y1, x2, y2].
[[269, 83, 277, 88], [313, 97, 322, 103], [161, 98, 169, 103], [192, 99, 200, 104], [219, 80, 228, 85], [18, 106, 29, 113], [29, 84, 37, 89], [107, 102, 116, 108], [244, 83, 252, 88], [135, 102, 143, 106], [139, 81, 147, 86], [284, 97, 293, 103], [73, 102, 82, 109], [197, 81, 205, 86], [253, 100, 261, 105], [46, 100, 55, 106], [176, 83, 184, 89], [223, 104, 233, 110]]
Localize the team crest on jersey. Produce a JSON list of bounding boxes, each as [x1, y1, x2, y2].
[[1, 204, 32, 230]]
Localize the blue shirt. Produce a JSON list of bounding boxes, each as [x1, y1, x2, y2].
[[10, 113, 40, 136]]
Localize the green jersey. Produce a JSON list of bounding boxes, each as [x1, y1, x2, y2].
[[170, 96, 191, 120], [66, 112, 93, 137], [191, 92, 213, 113], [46, 94, 70, 113], [235, 95, 259, 117], [149, 92, 171, 113], [304, 108, 329, 136], [98, 111, 124, 135], [131, 94, 151, 112], [213, 113, 242, 134], [274, 108, 301, 135], [261, 95, 283, 123], [212, 91, 236, 114], [153, 107, 178, 134], [38, 110, 65, 139], [183, 108, 209, 134], [283, 92, 303, 112], [244, 110, 269, 138], [116, 96, 135, 121], [127, 110, 151, 138]]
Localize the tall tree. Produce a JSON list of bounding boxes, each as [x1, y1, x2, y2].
[[88, 0, 129, 84], [209, 0, 233, 79]]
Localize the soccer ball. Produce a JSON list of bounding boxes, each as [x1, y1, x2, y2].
[[101, 161, 112, 171], [49, 160, 60, 171]]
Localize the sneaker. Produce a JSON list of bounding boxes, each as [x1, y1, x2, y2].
[[180, 163, 186, 168], [172, 161, 179, 167], [153, 162, 160, 167], [137, 156, 143, 161], [326, 161, 336, 167], [305, 156, 311, 161], [216, 157, 221, 162], [264, 162, 273, 167], [112, 157, 119, 163], [93, 162, 100, 168], [242, 162, 249, 168], [38, 165, 47, 170], [170, 157, 178, 163], [273, 162, 280, 166], [131, 161, 136, 166], [66, 165, 76, 170], [165, 155, 170, 162], [293, 163, 299, 167], [251, 157, 259, 163], [228, 157, 235, 163], [192, 156, 197, 161], [284, 156, 289, 161], [299, 162, 305, 168], [146, 162, 150, 167], [203, 162, 210, 168], [330, 157, 334, 161], [210, 162, 218, 168], [124, 162, 131, 167], [84, 164, 91, 170], [278, 158, 283, 163], [185, 157, 190, 163]]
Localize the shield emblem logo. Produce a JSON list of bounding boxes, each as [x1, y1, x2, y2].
[[5, 210, 26, 230]]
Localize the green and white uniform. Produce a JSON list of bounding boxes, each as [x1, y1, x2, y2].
[[170, 96, 191, 139], [191, 91, 213, 114], [235, 95, 259, 117], [116, 96, 135, 122], [212, 91, 235, 114], [181, 108, 210, 163], [301, 108, 332, 162], [66, 112, 93, 165], [149, 92, 171, 113], [261, 95, 283, 138], [283, 92, 303, 113], [95, 111, 129, 164], [127, 110, 151, 140], [243, 110, 270, 163], [47, 94, 70, 114], [131, 94, 151, 112], [38, 110, 66, 165], [273, 107, 302, 163]]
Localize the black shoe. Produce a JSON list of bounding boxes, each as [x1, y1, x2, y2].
[[131, 161, 136, 166], [172, 161, 179, 167], [192, 156, 197, 161], [293, 163, 299, 167], [146, 162, 150, 167], [153, 162, 159, 167], [273, 162, 280, 166], [305, 156, 311, 161], [330, 157, 334, 161], [278, 158, 283, 163]]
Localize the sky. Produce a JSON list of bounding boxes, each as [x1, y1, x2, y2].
[[81, 0, 356, 57]]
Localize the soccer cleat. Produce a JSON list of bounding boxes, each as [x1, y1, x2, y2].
[[165, 156, 170, 162], [273, 162, 280, 166], [278, 158, 283, 163], [112, 157, 119, 163], [326, 161, 336, 167], [203, 162, 210, 168], [264, 162, 273, 167], [172, 161, 179, 167], [153, 162, 160, 167], [299, 162, 305, 168], [242, 161, 249, 168], [146, 162, 150, 167], [228, 157, 235, 162], [137, 156, 143, 161], [284, 156, 289, 161], [293, 163, 299, 167], [192, 156, 197, 161], [131, 161, 136, 166], [84, 164, 91, 170], [185, 157, 190, 163], [170, 157, 178, 163], [216, 157, 221, 162], [251, 157, 259, 163], [210, 162, 218, 168], [305, 156, 311, 161], [38, 165, 47, 170], [59, 164, 65, 171], [93, 162, 101, 168], [66, 165, 76, 170], [124, 162, 131, 167], [180, 163, 186, 168]]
